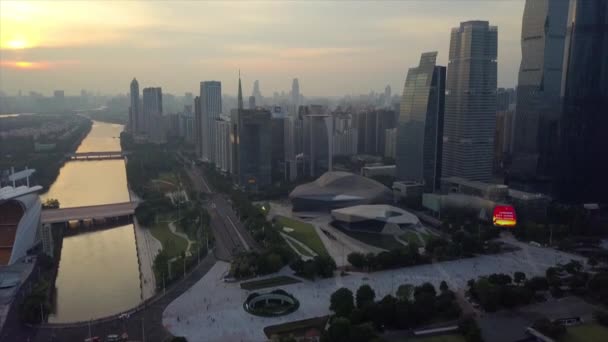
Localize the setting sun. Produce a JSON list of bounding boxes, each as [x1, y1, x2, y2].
[[5, 39, 29, 49]]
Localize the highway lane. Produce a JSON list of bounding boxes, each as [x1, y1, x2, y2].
[[183, 163, 259, 261]]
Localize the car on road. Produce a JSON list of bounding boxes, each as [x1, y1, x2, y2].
[[84, 337, 100, 342]]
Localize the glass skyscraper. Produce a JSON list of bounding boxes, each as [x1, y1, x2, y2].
[[396, 52, 446, 192], [557, 0, 608, 202], [200, 81, 222, 162], [441, 21, 497, 182], [511, 0, 569, 184]]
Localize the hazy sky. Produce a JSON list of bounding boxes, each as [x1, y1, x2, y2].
[[0, 1, 525, 97]]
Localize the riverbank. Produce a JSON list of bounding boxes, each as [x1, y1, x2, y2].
[[1, 115, 92, 194], [134, 217, 162, 300]]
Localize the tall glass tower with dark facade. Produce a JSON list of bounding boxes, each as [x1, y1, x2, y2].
[[511, 0, 569, 187], [129, 78, 140, 133], [441, 21, 497, 182], [396, 52, 446, 192], [557, 0, 608, 202]]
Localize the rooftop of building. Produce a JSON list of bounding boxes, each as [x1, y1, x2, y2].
[[442, 177, 507, 192], [331, 204, 420, 225]]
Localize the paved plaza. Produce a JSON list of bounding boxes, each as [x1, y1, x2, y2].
[[163, 244, 585, 342]]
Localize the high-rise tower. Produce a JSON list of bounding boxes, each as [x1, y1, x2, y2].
[[511, 0, 569, 184], [200, 81, 222, 162], [441, 21, 497, 182], [396, 52, 446, 192], [129, 78, 140, 133], [556, 0, 608, 202]]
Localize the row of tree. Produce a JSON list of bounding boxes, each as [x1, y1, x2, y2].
[[289, 255, 336, 279], [347, 244, 428, 271], [324, 281, 466, 342]]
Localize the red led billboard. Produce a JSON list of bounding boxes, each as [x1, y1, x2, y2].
[[493, 205, 517, 227]]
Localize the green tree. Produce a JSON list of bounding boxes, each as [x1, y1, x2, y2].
[[356, 284, 376, 309], [330, 288, 355, 317], [327, 317, 352, 342], [347, 252, 366, 269], [440, 281, 449, 293], [42, 198, 60, 209], [396, 284, 413, 302], [514, 271, 526, 284]]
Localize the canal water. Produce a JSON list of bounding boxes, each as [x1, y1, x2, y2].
[[42, 121, 141, 323]]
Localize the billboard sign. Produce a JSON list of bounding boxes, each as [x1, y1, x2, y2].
[[493, 205, 517, 227]]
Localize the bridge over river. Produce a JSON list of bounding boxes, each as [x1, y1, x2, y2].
[[41, 201, 138, 224], [67, 151, 130, 160]]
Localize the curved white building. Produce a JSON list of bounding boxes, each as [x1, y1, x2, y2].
[[0, 185, 42, 265]]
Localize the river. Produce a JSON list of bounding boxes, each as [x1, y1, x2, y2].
[[42, 121, 142, 323]]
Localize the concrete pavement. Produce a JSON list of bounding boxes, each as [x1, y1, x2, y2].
[[164, 245, 585, 342]]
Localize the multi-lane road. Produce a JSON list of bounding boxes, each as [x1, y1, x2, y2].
[[184, 164, 259, 261]]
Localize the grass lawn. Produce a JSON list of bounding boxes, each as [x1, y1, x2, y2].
[[560, 323, 608, 342], [240, 276, 301, 290], [286, 237, 314, 257], [275, 216, 329, 257], [336, 228, 404, 250], [406, 334, 465, 342], [149, 216, 188, 259], [401, 230, 431, 246]]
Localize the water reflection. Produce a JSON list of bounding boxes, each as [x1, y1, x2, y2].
[[44, 121, 141, 323]]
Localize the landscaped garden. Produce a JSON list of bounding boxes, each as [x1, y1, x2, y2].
[[275, 216, 329, 256]]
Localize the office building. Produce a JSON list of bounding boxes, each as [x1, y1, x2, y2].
[[302, 106, 333, 178], [194, 96, 202, 159], [511, 0, 569, 182], [291, 78, 300, 116], [384, 128, 397, 159], [252, 80, 262, 106], [249, 96, 256, 109], [271, 106, 286, 182], [214, 117, 233, 174], [396, 52, 446, 192], [142, 87, 164, 143], [495, 109, 515, 172], [557, 0, 608, 202], [333, 127, 358, 156], [497, 88, 516, 112], [442, 21, 497, 182], [129, 78, 140, 133], [238, 109, 272, 190], [284, 114, 304, 181], [200, 81, 222, 162]]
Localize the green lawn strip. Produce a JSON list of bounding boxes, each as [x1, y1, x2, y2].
[[240, 276, 301, 290], [275, 216, 329, 257], [149, 216, 188, 259], [560, 323, 608, 342], [406, 334, 466, 342]]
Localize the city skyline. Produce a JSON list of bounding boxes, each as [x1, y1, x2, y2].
[[0, 1, 524, 96]]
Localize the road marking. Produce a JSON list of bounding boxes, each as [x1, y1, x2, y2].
[[226, 215, 250, 251]]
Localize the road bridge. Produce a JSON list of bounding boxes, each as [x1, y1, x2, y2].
[[67, 151, 128, 160], [41, 201, 138, 224]]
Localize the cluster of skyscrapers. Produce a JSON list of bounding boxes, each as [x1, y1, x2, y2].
[[394, 0, 607, 204], [126, 0, 606, 204]]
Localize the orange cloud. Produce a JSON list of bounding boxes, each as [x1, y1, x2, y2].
[[0, 60, 78, 70]]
